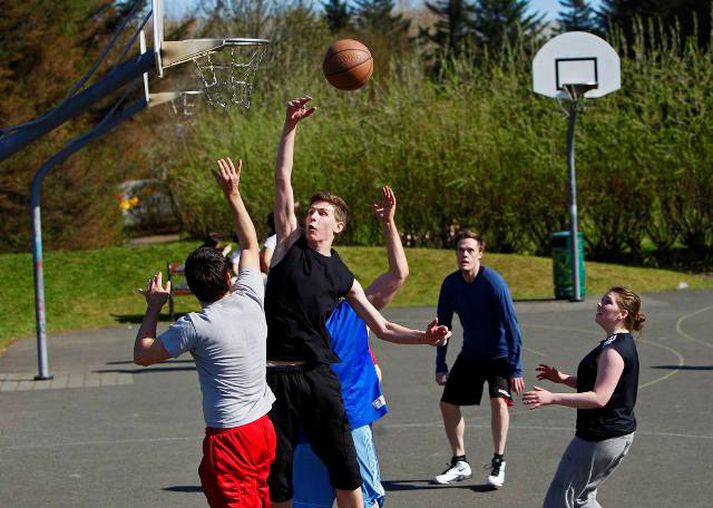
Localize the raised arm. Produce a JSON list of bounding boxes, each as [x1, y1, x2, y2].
[[215, 158, 259, 272], [133, 272, 171, 366], [347, 279, 451, 346], [365, 186, 409, 310], [272, 96, 315, 263]]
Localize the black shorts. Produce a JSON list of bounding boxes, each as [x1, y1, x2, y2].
[[266, 363, 362, 502], [441, 356, 512, 406]]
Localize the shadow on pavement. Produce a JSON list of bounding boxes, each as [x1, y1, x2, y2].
[[105, 359, 194, 365], [651, 365, 713, 370], [383, 480, 496, 493], [163, 485, 202, 493], [93, 366, 196, 374], [112, 313, 186, 324]]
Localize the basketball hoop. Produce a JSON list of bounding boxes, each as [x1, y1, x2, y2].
[[556, 82, 598, 115], [191, 38, 269, 110]]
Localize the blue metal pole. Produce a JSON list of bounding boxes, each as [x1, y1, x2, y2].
[[30, 97, 147, 380], [566, 102, 582, 302]]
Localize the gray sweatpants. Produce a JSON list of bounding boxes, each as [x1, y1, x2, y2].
[[543, 433, 634, 508]]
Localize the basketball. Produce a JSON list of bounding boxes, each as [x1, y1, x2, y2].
[[323, 39, 373, 91]]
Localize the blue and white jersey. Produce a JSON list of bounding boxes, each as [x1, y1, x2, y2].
[[327, 300, 388, 429]]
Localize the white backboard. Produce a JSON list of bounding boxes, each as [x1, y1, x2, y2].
[[152, 0, 164, 76], [532, 32, 621, 99]]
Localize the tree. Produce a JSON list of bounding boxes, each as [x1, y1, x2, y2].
[[472, 0, 545, 52], [557, 0, 597, 33], [421, 0, 477, 55], [322, 0, 352, 34], [353, 0, 410, 36], [599, 0, 712, 49]]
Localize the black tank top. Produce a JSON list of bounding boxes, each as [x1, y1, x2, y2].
[[265, 233, 354, 365], [576, 332, 639, 441]]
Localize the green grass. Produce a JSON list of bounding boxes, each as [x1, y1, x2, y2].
[[2, 241, 712, 353]]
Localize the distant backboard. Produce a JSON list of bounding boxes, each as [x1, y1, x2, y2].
[[533, 32, 620, 99], [152, 0, 165, 76]]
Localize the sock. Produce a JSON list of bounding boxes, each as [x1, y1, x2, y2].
[[493, 453, 504, 463], [452, 454, 467, 464]]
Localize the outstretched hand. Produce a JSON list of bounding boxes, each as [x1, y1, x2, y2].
[[214, 158, 242, 198], [522, 386, 554, 410], [138, 272, 171, 309], [536, 364, 566, 384], [424, 317, 451, 346], [372, 185, 396, 225], [285, 96, 316, 127]]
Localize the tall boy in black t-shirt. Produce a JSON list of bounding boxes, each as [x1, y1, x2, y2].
[[265, 96, 451, 508]]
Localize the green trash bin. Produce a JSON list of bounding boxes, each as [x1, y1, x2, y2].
[[552, 231, 586, 300]]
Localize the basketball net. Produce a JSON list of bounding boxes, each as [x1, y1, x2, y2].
[[193, 41, 268, 110]]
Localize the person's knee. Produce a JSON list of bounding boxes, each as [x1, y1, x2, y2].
[[490, 397, 508, 411], [440, 401, 460, 416]]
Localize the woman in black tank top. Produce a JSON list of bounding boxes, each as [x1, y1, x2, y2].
[[522, 287, 646, 508]]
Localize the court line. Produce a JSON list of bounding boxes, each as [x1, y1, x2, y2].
[[522, 345, 546, 357], [379, 421, 713, 440], [675, 304, 713, 350], [520, 323, 686, 391], [637, 338, 684, 389]]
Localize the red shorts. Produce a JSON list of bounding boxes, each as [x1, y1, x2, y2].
[[199, 414, 277, 507]]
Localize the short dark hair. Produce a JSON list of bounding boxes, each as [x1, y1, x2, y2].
[[454, 229, 486, 251], [184, 246, 230, 304], [309, 191, 350, 231]]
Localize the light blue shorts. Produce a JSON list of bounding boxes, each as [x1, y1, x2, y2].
[[293, 424, 385, 508]]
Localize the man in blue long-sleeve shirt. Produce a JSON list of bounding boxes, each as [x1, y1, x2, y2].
[[433, 230, 525, 489]]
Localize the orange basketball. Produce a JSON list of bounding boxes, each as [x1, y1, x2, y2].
[[323, 39, 373, 91]]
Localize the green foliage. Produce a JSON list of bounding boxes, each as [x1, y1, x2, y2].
[[353, 0, 410, 36], [1, 1, 711, 271], [471, 0, 545, 51], [163, 10, 712, 268], [599, 1, 712, 49], [557, 0, 598, 33], [322, 0, 353, 34], [421, 0, 478, 56]]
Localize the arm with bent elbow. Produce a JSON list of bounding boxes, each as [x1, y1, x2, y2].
[[523, 348, 624, 410], [133, 272, 172, 366], [347, 279, 450, 346]]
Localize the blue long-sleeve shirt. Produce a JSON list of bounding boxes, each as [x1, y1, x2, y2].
[[435, 266, 523, 377]]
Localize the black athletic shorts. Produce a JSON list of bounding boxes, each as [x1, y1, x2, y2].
[[266, 363, 362, 502], [441, 356, 512, 406]]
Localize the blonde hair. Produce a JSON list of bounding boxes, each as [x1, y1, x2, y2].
[[609, 286, 646, 332]]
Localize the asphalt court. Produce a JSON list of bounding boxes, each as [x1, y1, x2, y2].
[[1, 290, 712, 507]]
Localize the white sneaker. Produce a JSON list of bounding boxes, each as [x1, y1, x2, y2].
[[486, 459, 506, 488], [434, 460, 472, 484]]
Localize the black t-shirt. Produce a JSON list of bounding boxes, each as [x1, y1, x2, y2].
[[576, 332, 639, 441], [265, 233, 355, 365]]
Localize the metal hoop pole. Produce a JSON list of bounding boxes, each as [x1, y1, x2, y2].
[[566, 100, 583, 302], [30, 97, 147, 380]]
